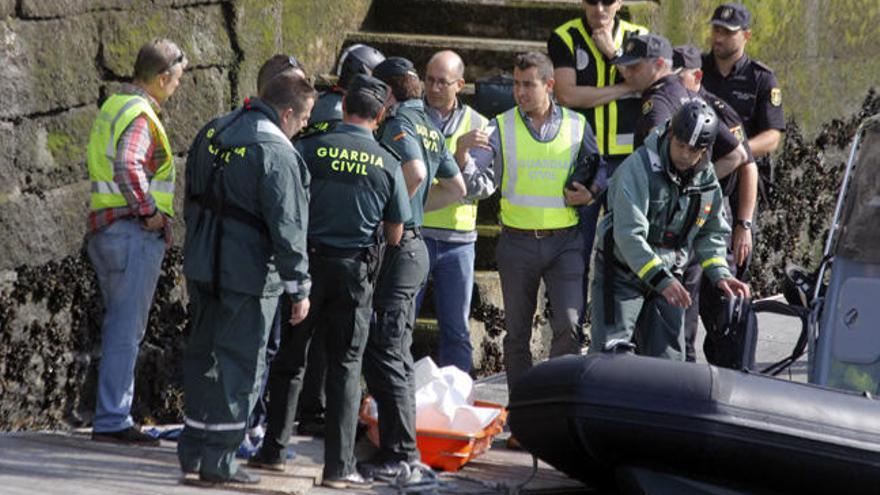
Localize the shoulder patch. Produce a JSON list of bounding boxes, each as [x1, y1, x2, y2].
[[770, 88, 782, 107], [642, 99, 654, 115], [752, 59, 775, 73], [392, 131, 407, 142]]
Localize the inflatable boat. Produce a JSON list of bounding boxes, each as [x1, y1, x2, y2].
[[507, 353, 880, 494]]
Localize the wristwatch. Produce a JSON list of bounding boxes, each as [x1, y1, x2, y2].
[[735, 219, 753, 230]]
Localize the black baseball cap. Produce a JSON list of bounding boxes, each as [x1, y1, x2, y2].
[[347, 74, 389, 104], [372, 57, 418, 82], [612, 34, 673, 67], [710, 3, 751, 31], [673, 45, 702, 70]]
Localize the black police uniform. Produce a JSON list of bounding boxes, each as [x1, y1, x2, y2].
[[701, 53, 785, 198], [256, 122, 411, 481], [634, 74, 741, 163], [682, 86, 757, 362]]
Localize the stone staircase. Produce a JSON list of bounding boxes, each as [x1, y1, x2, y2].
[[334, 0, 656, 373]]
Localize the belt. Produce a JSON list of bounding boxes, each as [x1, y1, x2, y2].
[[307, 242, 368, 260], [402, 227, 422, 240], [502, 225, 576, 239]]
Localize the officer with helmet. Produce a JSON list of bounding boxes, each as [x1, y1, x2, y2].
[[301, 44, 386, 137], [588, 100, 750, 361]]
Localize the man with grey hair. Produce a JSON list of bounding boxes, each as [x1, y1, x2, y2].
[[472, 52, 603, 397], [617, 34, 747, 178], [416, 50, 495, 373], [86, 38, 186, 446]]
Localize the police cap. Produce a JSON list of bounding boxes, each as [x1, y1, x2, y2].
[[348, 74, 389, 105], [372, 57, 418, 82], [711, 3, 751, 31], [612, 34, 673, 67], [673, 45, 702, 70]]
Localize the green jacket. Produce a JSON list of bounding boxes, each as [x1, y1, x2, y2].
[[183, 99, 311, 300], [602, 130, 731, 293]]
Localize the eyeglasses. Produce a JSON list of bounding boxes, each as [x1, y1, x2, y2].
[[160, 51, 186, 74], [287, 55, 301, 69], [584, 0, 617, 6], [425, 76, 460, 89]]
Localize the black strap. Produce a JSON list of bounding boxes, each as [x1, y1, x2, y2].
[[190, 104, 272, 296]]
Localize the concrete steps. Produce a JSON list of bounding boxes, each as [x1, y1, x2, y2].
[[363, 0, 582, 41], [344, 31, 544, 81]]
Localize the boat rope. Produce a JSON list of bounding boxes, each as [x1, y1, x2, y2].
[[439, 454, 540, 495]]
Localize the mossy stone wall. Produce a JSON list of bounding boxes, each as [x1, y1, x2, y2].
[[0, 0, 369, 431]]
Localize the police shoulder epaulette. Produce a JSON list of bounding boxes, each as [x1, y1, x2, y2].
[[379, 141, 402, 161], [751, 59, 775, 73]]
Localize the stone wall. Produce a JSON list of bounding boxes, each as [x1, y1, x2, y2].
[[0, 0, 370, 431]]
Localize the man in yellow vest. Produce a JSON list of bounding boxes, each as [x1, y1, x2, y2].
[[548, 0, 648, 318], [417, 50, 495, 373], [472, 52, 603, 393], [85, 39, 186, 445]]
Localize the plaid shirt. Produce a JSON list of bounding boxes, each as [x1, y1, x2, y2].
[[87, 85, 170, 234]]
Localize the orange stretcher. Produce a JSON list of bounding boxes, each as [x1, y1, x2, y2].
[[359, 398, 508, 472]]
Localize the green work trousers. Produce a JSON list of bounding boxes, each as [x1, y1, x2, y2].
[[588, 253, 687, 361], [177, 281, 277, 479]]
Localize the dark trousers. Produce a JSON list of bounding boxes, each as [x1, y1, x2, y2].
[[362, 234, 429, 463], [261, 256, 374, 479], [178, 282, 277, 479], [496, 228, 585, 392], [249, 302, 282, 430], [683, 229, 753, 362]]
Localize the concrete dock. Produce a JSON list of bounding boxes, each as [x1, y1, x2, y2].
[[0, 304, 806, 494]]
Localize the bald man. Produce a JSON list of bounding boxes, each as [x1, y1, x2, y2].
[[417, 50, 495, 372]]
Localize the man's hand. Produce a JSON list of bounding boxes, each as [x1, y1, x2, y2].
[[591, 27, 616, 59], [454, 129, 491, 168], [717, 278, 751, 299], [289, 297, 311, 326], [142, 211, 165, 231], [661, 280, 692, 308], [564, 181, 594, 206], [732, 226, 753, 267]]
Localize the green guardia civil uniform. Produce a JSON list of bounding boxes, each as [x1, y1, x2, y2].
[[178, 98, 310, 480]]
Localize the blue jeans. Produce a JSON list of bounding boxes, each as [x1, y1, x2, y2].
[[87, 218, 166, 432], [415, 238, 475, 372]]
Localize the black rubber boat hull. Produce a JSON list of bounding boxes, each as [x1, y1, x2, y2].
[[507, 354, 880, 494]]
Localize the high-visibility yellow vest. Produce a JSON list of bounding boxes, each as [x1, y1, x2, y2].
[[422, 105, 488, 232], [497, 106, 583, 230], [553, 18, 648, 157], [87, 93, 175, 216]]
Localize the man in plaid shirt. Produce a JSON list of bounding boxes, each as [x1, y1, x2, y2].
[[85, 38, 186, 446]]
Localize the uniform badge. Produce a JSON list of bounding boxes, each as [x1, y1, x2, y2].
[[576, 47, 590, 71], [642, 99, 653, 115], [721, 7, 733, 19], [770, 88, 782, 107], [731, 125, 745, 142], [626, 41, 635, 53]]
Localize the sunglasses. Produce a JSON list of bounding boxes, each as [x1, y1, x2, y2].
[[584, 0, 617, 6], [160, 52, 186, 74], [286, 55, 301, 69]]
